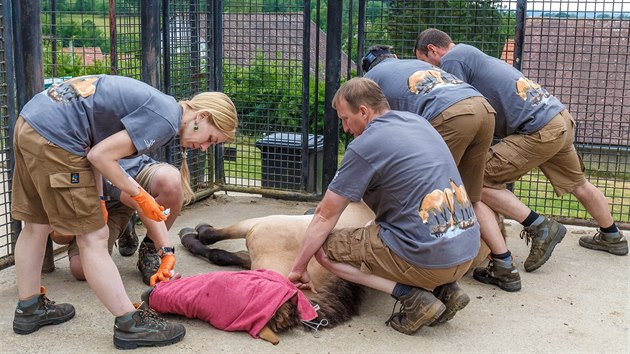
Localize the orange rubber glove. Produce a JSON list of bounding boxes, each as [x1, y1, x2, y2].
[[131, 187, 168, 222], [100, 199, 108, 223], [150, 254, 176, 286]]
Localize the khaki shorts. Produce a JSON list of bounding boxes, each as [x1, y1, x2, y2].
[[11, 117, 104, 235], [484, 110, 586, 196], [431, 96, 496, 202], [67, 162, 169, 258], [322, 224, 472, 291]]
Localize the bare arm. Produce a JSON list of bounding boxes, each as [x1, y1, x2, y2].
[[288, 190, 350, 290], [87, 130, 141, 197]]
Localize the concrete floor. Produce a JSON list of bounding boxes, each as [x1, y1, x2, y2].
[[0, 193, 628, 353]]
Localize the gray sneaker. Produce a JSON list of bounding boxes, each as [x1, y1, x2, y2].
[[579, 230, 628, 256], [386, 288, 445, 335], [521, 217, 566, 272], [13, 288, 75, 334], [473, 260, 521, 292], [430, 282, 470, 326], [113, 309, 185, 349]]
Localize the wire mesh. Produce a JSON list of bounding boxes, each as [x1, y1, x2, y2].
[[361, 0, 629, 226], [220, 1, 317, 192], [0, 1, 15, 265]]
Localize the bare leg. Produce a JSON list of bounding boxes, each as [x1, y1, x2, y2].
[[15, 222, 53, 299], [76, 225, 135, 316], [481, 187, 532, 224], [69, 255, 86, 280], [474, 201, 508, 254], [572, 181, 614, 228], [315, 249, 396, 294]]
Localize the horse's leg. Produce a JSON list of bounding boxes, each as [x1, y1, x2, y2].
[[194, 218, 261, 245], [179, 228, 252, 269]]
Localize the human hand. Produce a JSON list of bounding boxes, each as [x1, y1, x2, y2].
[[150, 254, 175, 286], [131, 187, 168, 222], [288, 270, 317, 293]]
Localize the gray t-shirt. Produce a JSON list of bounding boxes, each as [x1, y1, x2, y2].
[[365, 58, 482, 121], [328, 110, 480, 268], [440, 44, 565, 138], [104, 155, 157, 201], [20, 75, 182, 156]]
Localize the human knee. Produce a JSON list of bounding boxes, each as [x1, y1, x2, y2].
[[152, 166, 184, 206]]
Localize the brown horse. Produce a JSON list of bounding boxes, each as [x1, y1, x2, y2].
[[178, 201, 375, 342]]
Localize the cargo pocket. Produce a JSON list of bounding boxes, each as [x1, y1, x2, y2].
[[486, 146, 528, 176], [49, 171, 98, 218]]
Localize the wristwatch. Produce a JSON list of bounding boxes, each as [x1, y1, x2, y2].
[[157, 246, 175, 258]]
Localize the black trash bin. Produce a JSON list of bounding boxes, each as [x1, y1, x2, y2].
[[255, 132, 324, 193]]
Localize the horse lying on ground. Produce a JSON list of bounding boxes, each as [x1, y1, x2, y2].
[[176, 201, 493, 343]]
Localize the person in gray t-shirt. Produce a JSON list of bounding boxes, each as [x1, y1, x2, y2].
[[414, 29, 627, 291], [289, 77, 480, 335], [11, 74, 238, 348]]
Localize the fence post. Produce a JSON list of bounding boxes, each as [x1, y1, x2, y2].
[[14, 0, 51, 272], [322, 0, 343, 191], [141, 0, 160, 88]]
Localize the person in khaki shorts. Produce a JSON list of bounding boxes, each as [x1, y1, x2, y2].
[[289, 78, 480, 336], [414, 28, 628, 291], [54, 155, 187, 285], [362, 45, 504, 287], [11, 74, 238, 349]]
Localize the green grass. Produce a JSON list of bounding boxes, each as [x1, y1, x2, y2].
[[514, 168, 630, 223]]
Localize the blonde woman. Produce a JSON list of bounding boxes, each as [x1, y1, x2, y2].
[[11, 74, 237, 349]]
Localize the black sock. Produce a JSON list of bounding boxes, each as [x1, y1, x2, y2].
[[142, 236, 154, 245], [521, 211, 540, 227], [600, 223, 618, 234], [391, 283, 413, 299], [491, 251, 512, 260]]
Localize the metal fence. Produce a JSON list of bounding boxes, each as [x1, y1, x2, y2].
[[359, 0, 630, 227], [0, 0, 628, 269]]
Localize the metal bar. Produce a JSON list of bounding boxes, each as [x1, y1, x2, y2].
[[322, 0, 343, 191], [140, 0, 160, 88], [50, 0, 57, 78], [219, 185, 323, 202], [161, 0, 171, 95], [357, 0, 366, 76], [513, 0, 527, 71], [300, 0, 311, 193], [213, 0, 224, 183], [3, 0, 21, 250], [108, 0, 117, 75]]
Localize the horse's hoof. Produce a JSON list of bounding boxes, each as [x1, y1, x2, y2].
[[195, 223, 214, 235], [178, 227, 198, 241]]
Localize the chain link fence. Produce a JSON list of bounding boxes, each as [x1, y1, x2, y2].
[[0, 0, 628, 269]]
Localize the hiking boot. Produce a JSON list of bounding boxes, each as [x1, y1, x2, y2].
[[430, 282, 470, 326], [118, 219, 139, 257], [473, 260, 521, 292], [521, 217, 566, 272], [386, 288, 445, 335], [113, 309, 185, 349], [13, 287, 75, 334], [137, 240, 160, 286], [579, 230, 628, 256]]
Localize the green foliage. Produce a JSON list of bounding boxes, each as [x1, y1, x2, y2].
[[41, 16, 110, 53], [223, 51, 326, 137], [385, 0, 506, 58]]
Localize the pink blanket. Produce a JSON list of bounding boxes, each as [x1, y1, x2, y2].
[[149, 269, 318, 338]]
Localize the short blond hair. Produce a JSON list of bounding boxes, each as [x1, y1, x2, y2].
[[332, 77, 390, 113]]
